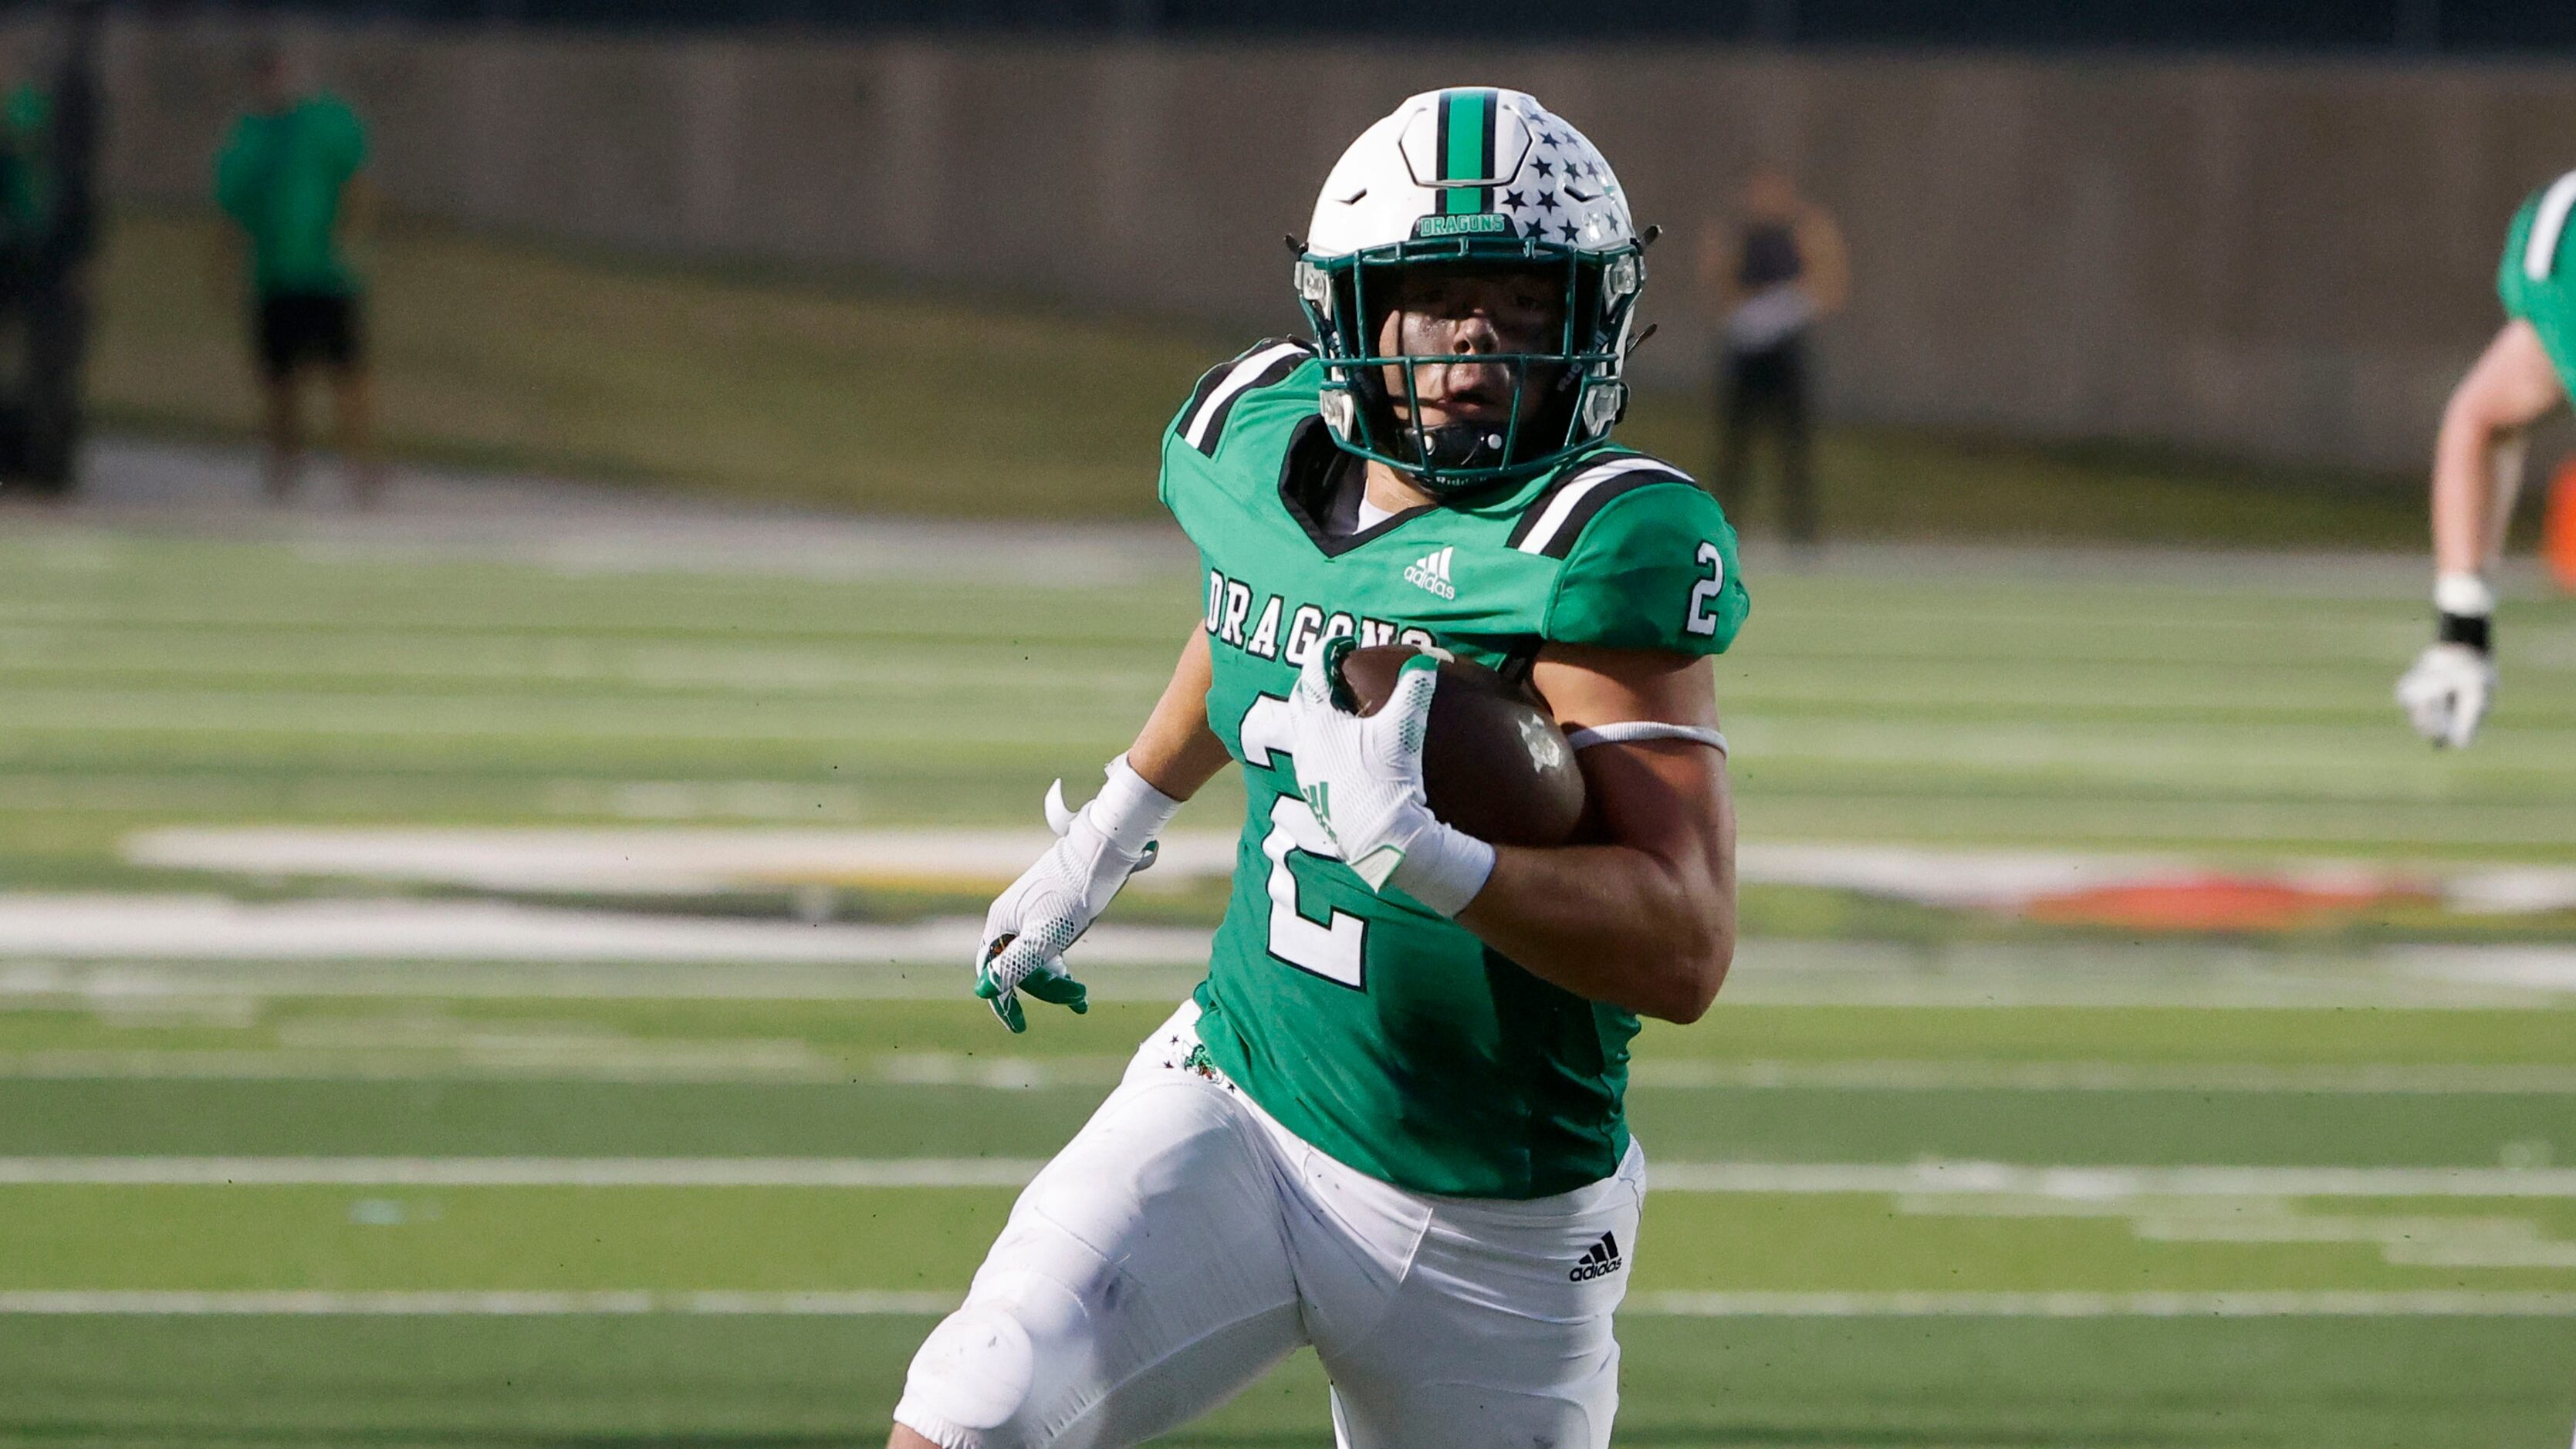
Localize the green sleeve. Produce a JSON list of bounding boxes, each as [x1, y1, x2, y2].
[[1542, 481, 1748, 656], [212, 123, 253, 225], [323, 97, 368, 176], [2499, 190, 2542, 321]]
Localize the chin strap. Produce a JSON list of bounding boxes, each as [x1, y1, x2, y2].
[[1412, 421, 1513, 473]]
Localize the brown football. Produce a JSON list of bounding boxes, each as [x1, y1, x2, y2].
[[1333, 643, 1586, 848]]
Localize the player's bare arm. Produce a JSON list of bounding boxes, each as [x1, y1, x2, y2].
[[1127, 627, 1235, 797], [1794, 206, 1851, 317], [2402, 178, 2576, 748], [2400, 317, 2564, 746], [2431, 319, 2559, 579], [1456, 645, 1733, 1023]]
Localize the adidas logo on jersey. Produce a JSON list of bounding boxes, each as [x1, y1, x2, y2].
[[1568, 1230, 1624, 1282], [1403, 546, 1457, 600]]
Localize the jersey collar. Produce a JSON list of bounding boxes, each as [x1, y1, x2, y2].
[[1275, 415, 1438, 559]]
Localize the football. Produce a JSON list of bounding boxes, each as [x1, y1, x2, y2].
[[1333, 643, 1587, 848]]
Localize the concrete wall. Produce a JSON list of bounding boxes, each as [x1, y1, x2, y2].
[[99, 20, 2576, 472]]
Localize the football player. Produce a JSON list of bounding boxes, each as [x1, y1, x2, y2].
[[890, 87, 1748, 1449], [2397, 171, 2576, 747]]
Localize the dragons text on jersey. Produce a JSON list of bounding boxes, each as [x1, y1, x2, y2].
[[1161, 337, 1749, 1201]]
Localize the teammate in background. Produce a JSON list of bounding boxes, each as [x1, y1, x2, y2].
[[2397, 172, 2576, 747], [214, 48, 380, 506], [0, 0, 102, 498], [0, 65, 46, 489], [891, 88, 1746, 1449], [1698, 167, 1847, 549]]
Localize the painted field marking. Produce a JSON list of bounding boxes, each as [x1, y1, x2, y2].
[[111, 830, 2576, 916], [1624, 1291, 2576, 1319], [121, 829, 1245, 897], [1647, 1161, 2576, 1199], [5, 1158, 2574, 1198], [0, 1157, 1049, 1187], [0, 896, 1215, 965], [0, 1290, 960, 1316], [1632, 1059, 2576, 1095], [1897, 1191, 2576, 1271], [4, 1047, 2573, 1097], [1, 1289, 2568, 1319], [8, 914, 2576, 1010]]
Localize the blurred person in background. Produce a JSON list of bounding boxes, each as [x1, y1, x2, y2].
[[2396, 169, 2576, 748], [0, 0, 100, 498], [0, 52, 45, 489], [1699, 167, 1846, 549], [215, 46, 380, 506]]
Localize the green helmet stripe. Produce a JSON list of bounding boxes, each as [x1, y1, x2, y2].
[[1435, 88, 1496, 215]]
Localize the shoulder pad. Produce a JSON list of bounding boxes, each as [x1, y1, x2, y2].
[[1173, 338, 1315, 458], [1528, 453, 1746, 655], [1504, 452, 1699, 559]]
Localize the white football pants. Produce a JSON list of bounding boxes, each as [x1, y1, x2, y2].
[[892, 999, 1645, 1449]]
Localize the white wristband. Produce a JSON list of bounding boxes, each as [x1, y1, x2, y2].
[[1388, 820, 1496, 918], [1091, 754, 1185, 856], [2435, 573, 2497, 618], [1566, 721, 1729, 755]]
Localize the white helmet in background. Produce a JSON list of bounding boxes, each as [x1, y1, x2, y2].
[[1296, 87, 1648, 495]]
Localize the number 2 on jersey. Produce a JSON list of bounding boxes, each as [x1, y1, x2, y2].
[[1237, 694, 1367, 987], [1685, 540, 1726, 637]]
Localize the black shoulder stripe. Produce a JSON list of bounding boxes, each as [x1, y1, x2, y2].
[[1180, 337, 1313, 457], [1506, 456, 1696, 558], [1531, 474, 1683, 559]]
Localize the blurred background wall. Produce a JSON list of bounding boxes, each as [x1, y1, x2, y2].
[[86, 16, 2576, 473]]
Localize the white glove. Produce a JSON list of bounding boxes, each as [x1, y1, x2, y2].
[[2397, 642, 2496, 749], [1283, 640, 1495, 917], [973, 755, 1181, 1032]]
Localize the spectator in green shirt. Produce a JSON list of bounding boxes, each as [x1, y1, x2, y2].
[[0, 82, 47, 246], [214, 49, 380, 505]]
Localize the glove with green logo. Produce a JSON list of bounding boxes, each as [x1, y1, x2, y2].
[[1283, 637, 1496, 917], [973, 755, 1182, 1032]]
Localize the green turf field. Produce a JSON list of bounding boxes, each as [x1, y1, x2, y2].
[[90, 210, 2448, 547], [3, 525, 2574, 1445]]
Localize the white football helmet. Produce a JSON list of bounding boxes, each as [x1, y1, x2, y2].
[[1296, 87, 1647, 495]]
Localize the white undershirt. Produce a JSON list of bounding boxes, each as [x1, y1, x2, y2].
[[1354, 495, 1395, 532]]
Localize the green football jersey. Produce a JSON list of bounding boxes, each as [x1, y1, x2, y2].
[[215, 95, 368, 299], [2498, 173, 2576, 388], [1159, 339, 1749, 1200]]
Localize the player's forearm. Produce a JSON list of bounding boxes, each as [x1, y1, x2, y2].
[[2431, 319, 2562, 580], [1458, 833, 1735, 1025], [2430, 406, 2515, 579], [1125, 630, 1232, 802]]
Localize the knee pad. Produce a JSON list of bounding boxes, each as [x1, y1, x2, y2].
[[896, 1303, 1040, 1444]]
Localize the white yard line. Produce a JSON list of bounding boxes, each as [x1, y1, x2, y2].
[[113, 829, 2576, 915], [121, 828, 1243, 897], [0, 1289, 2565, 1318], [0, 1290, 962, 1316], [1624, 1291, 2576, 1318], [1630, 1059, 2576, 1095], [6, 900, 2576, 1008], [0, 896, 1215, 966], [3, 1048, 2570, 1096], [6, 1157, 2574, 1198], [1648, 1161, 2576, 1199], [0, 1157, 1048, 1187]]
